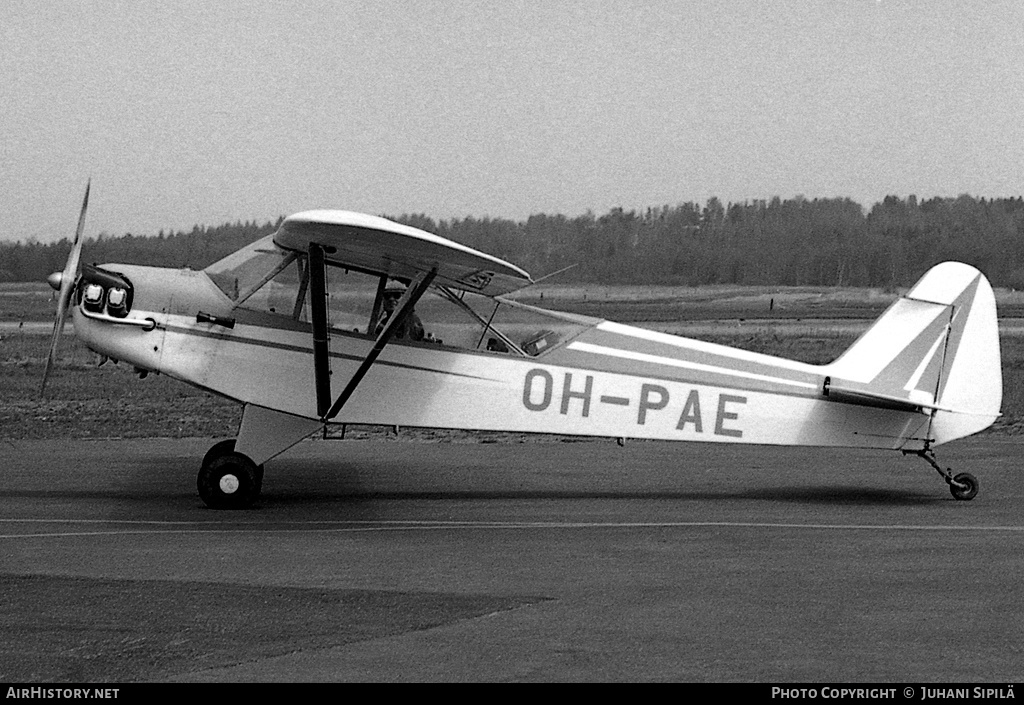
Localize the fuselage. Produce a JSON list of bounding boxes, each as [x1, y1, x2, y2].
[[72, 262, 937, 452]]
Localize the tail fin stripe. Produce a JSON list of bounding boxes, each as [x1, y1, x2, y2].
[[933, 275, 981, 402]]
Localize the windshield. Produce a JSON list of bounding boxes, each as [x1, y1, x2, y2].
[[205, 235, 292, 302]]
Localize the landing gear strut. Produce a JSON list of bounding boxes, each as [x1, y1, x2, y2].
[[904, 447, 979, 501], [197, 440, 264, 509]]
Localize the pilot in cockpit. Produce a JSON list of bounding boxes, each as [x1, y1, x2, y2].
[[374, 283, 426, 341]]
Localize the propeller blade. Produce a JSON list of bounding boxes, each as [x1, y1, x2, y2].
[[41, 180, 90, 395]]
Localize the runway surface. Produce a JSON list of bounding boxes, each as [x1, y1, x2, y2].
[[1, 435, 1022, 682]]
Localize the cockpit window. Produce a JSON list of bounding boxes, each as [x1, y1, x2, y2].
[[205, 235, 292, 302], [415, 288, 595, 356], [208, 243, 380, 332]]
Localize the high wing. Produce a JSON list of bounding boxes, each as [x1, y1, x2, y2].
[[274, 210, 532, 296]]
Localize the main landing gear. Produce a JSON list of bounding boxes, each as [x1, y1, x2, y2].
[[904, 447, 979, 501], [196, 405, 324, 509], [197, 439, 264, 510]]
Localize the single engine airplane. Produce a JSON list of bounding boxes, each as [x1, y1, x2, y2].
[[43, 184, 1002, 508]]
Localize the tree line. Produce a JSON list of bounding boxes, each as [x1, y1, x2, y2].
[[4, 195, 1024, 288]]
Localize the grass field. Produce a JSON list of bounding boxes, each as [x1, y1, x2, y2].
[[3, 282, 1023, 440], [0, 284, 55, 323], [1, 334, 240, 440]]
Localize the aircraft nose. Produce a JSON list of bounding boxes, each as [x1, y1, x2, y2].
[[46, 271, 63, 291]]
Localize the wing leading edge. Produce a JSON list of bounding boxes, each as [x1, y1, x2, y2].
[[273, 210, 532, 297]]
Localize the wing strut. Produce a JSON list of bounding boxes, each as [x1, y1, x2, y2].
[[308, 244, 333, 418]]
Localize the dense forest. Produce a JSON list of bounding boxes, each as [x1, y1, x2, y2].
[[3, 195, 1024, 288]]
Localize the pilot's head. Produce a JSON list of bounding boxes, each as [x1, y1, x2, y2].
[[382, 283, 405, 311]]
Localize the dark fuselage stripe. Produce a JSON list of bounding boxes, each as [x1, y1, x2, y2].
[[162, 323, 499, 383]]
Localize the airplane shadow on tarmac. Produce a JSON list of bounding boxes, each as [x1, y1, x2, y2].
[[249, 484, 943, 508], [0, 483, 944, 524], [2, 444, 948, 524]]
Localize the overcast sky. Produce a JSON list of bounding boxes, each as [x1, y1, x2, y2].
[[3, 0, 1023, 243]]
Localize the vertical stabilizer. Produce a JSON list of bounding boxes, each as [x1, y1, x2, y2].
[[823, 262, 1001, 446]]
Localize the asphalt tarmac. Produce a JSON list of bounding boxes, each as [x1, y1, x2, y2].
[[1, 435, 1022, 682]]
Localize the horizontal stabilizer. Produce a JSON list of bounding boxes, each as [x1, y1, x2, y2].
[[823, 378, 959, 414]]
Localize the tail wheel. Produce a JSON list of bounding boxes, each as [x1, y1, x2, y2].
[[949, 472, 979, 501], [905, 449, 981, 501], [198, 450, 261, 509]]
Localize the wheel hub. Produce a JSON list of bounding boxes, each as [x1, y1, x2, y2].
[[219, 474, 240, 494]]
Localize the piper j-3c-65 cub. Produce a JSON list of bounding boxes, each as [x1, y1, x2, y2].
[[43, 184, 1002, 508]]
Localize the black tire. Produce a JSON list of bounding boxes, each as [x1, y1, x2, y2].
[[949, 472, 979, 501], [202, 439, 236, 468], [197, 451, 260, 509], [202, 439, 264, 494]]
